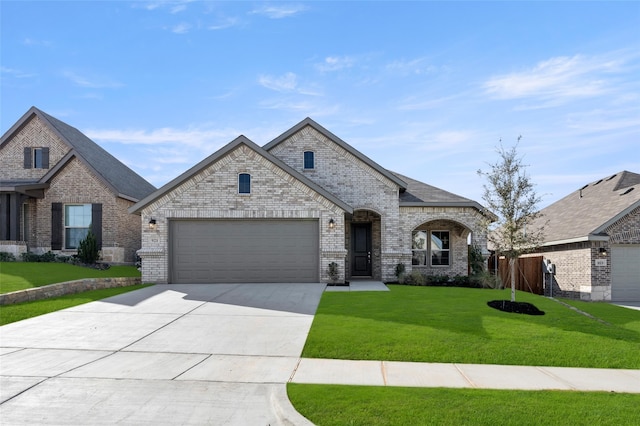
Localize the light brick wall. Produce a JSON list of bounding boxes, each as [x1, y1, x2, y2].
[[400, 207, 488, 278], [268, 126, 403, 281], [31, 158, 140, 263], [538, 207, 640, 301], [0, 116, 69, 181], [139, 144, 347, 284]]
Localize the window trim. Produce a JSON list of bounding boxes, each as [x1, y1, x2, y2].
[[430, 230, 450, 267], [238, 173, 251, 194], [64, 203, 92, 250], [303, 151, 315, 170]]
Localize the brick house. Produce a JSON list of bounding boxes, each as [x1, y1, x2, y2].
[[0, 107, 156, 263], [130, 118, 491, 284], [530, 171, 640, 302]]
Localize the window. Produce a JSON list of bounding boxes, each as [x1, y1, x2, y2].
[[431, 231, 450, 266], [412, 231, 427, 265], [238, 173, 251, 194], [412, 230, 451, 266], [303, 151, 315, 170], [65, 204, 91, 249], [24, 147, 49, 169]]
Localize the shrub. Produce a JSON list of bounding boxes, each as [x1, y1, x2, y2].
[[472, 271, 503, 289], [402, 270, 426, 286], [77, 230, 100, 265], [468, 244, 485, 275], [327, 261, 340, 283], [0, 252, 16, 262]]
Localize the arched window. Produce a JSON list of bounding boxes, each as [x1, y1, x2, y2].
[[238, 173, 251, 194]]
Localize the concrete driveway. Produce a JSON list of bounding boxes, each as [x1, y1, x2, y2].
[[0, 283, 325, 425]]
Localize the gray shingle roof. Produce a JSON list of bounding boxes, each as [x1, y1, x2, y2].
[[4, 107, 156, 202], [533, 171, 640, 244], [392, 171, 489, 212]]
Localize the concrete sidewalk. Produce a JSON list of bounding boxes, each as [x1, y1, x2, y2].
[[290, 358, 640, 393]]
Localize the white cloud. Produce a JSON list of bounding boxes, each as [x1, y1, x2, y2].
[[258, 72, 298, 92], [208, 16, 240, 30], [1, 66, 36, 79], [170, 22, 191, 34], [483, 53, 630, 103], [61, 70, 123, 89], [23, 38, 52, 47], [316, 56, 356, 72], [386, 57, 440, 76], [250, 4, 307, 19], [86, 126, 239, 152]]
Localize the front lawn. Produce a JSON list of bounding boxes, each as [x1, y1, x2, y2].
[[288, 384, 640, 426], [302, 285, 640, 369], [0, 262, 140, 294], [0, 284, 152, 325]]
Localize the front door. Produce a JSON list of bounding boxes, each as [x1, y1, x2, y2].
[[351, 223, 372, 277]]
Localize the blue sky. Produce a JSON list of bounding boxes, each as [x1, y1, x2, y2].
[[2, 1, 639, 207]]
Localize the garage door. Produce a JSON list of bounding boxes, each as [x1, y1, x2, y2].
[[170, 220, 319, 283], [611, 245, 640, 301]]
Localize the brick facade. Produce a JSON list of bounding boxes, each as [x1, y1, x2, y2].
[[1, 114, 145, 264], [537, 207, 640, 301], [136, 124, 490, 284], [138, 144, 346, 284]]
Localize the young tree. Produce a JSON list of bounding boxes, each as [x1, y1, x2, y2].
[[477, 137, 545, 302]]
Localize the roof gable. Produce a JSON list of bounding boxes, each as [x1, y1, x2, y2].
[[129, 135, 353, 214], [1, 107, 156, 202], [535, 171, 640, 244], [263, 117, 408, 190]]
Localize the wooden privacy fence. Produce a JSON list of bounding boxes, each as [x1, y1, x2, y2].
[[487, 255, 544, 295]]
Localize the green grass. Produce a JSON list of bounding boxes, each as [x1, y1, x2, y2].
[[0, 262, 140, 294], [288, 384, 640, 426], [0, 284, 152, 325], [302, 285, 640, 368]]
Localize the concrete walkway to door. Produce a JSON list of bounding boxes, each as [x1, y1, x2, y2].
[[0, 283, 324, 425]]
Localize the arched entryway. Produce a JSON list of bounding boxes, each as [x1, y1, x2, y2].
[[345, 209, 382, 280]]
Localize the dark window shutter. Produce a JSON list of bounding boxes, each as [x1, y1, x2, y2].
[[24, 147, 32, 168], [91, 204, 102, 249], [42, 147, 50, 169], [51, 203, 62, 250]]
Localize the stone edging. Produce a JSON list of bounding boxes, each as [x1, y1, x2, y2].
[[0, 277, 143, 306]]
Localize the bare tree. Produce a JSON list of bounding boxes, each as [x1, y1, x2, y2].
[[477, 137, 545, 302]]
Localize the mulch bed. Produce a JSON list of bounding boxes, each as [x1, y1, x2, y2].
[[487, 300, 545, 315]]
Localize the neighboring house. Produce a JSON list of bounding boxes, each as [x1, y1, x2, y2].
[[0, 107, 156, 263], [529, 171, 640, 302], [130, 118, 491, 284]]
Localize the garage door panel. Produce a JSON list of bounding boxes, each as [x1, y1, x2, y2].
[[170, 220, 319, 283], [612, 246, 640, 302]]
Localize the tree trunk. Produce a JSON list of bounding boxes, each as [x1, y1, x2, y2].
[[509, 257, 516, 302]]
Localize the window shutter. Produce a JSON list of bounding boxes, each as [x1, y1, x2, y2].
[[91, 203, 102, 249], [24, 148, 32, 168], [42, 147, 50, 169], [51, 203, 62, 250]]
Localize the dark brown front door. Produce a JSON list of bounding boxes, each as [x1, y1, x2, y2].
[[352, 223, 372, 277]]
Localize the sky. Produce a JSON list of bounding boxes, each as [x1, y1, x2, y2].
[[2, 1, 639, 208]]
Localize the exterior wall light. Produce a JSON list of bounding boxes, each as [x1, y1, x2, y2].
[[328, 218, 335, 229], [599, 247, 607, 256], [149, 218, 157, 230]]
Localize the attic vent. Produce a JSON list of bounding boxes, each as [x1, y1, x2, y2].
[[621, 187, 635, 196], [593, 179, 603, 185], [606, 174, 617, 181]]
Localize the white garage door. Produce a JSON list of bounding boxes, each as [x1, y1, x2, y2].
[[611, 245, 640, 302], [170, 219, 319, 283]]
